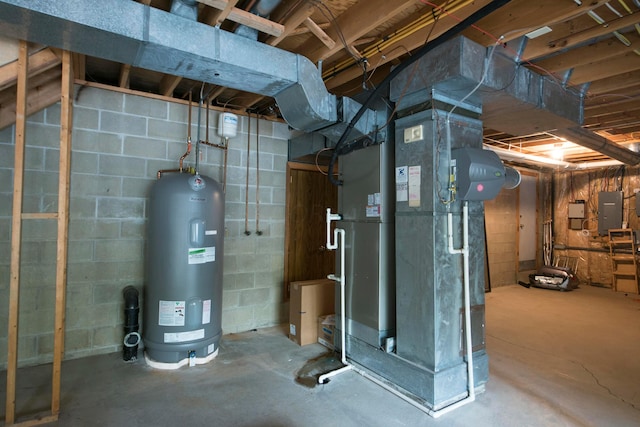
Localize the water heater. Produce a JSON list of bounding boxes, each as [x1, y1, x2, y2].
[[143, 173, 225, 369]]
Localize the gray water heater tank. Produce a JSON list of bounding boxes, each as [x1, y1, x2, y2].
[[143, 173, 224, 369]]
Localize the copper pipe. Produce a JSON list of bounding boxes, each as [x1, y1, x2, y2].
[[179, 93, 193, 172]]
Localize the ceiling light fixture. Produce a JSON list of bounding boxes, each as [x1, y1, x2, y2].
[[525, 26, 552, 39]]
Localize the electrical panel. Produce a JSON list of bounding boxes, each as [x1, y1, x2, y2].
[[598, 191, 623, 235]]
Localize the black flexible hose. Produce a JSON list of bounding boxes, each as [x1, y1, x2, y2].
[[327, 0, 513, 186]]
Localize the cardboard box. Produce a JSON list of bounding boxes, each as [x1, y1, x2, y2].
[[289, 279, 335, 346], [317, 314, 335, 350]]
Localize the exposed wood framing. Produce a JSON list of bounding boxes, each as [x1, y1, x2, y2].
[[0, 47, 60, 91], [200, 0, 238, 26], [524, 11, 640, 60], [72, 53, 86, 81], [0, 69, 62, 130], [198, 0, 285, 37], [265, 2, 316, 46], [119, 64, 132, 88], [5, 38, 28, 427], [303, 17, 336, 49], [3, 42, 72, 427], [532, 33, 640, 73], [300, 0, 420, 62], [52, 49, 73, 417], [160, 74, 183, 96]]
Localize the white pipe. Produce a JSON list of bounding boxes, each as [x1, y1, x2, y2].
[[319, 209, 352, 384], [442, 201, 476, 415], [319, 206, 476, 416]]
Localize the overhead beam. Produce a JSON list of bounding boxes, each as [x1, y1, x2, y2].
[[265, 2, 316, 46], [0, 47, 60, 91], [570, 51, 640, 85], [198, 0, 284, 37], [159, 74, 182, 96], [531, 32, 640, 73], [200, 0, 238, 26], [588, 70, 640, 95], [299, 0, 418, 62], [0, 68, 62, 129], [584, 98, 640, 117], [303, 18, 335, 50], [324, 0, 492, 90], [119, 63, 131, 88], [468, 0, 610, 45], [72, 52, 85, 80], [524, 11, 640, 60]]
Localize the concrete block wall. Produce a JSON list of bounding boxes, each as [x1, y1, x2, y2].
[[0, 86, 290, 367]]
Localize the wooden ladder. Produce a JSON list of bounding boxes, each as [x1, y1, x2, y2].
[[4, 41, 74, 426], [608, 228, 640, 294]]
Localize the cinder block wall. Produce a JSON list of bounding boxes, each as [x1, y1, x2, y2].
[[0, 86, 289, 367]]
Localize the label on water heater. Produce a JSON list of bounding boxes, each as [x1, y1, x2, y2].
[[188, 246, 216, 264], [158, 300, 186, 326], [164, 329, 205, 343], [202, 299, 211, 325]]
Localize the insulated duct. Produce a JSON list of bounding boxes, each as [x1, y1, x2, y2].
[[390, 36, 640, 166], [0, 0, 377, 136]]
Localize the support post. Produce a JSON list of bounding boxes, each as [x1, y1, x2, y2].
[[6, 37, 28, 427]]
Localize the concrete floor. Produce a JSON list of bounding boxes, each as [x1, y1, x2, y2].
[[3, 284, 640, 426]]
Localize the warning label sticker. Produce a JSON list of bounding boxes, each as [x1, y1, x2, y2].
[[188, 246, 215, 264], [158, 300, 185, 326], [202, 299, 211, 325], [164, 329, 205, 343]]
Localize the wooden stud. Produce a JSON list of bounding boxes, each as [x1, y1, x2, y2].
[[6, 38, 28, 427], [303, 18, 336, 50], [119, 64, 131, 89], [72, 53, 86, 81], [52, 49, 73, 416], [159, 74, 183, 97]]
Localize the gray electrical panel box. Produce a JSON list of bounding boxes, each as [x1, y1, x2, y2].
[[598, 191, 623, 235]]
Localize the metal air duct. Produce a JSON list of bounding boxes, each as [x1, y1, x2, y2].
[[390, 36, 640, 166], [0, 0, 379, 136], [170, 0, 198, 21]]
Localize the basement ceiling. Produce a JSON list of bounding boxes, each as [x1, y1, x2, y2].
[[1, 0, 639, 168]]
